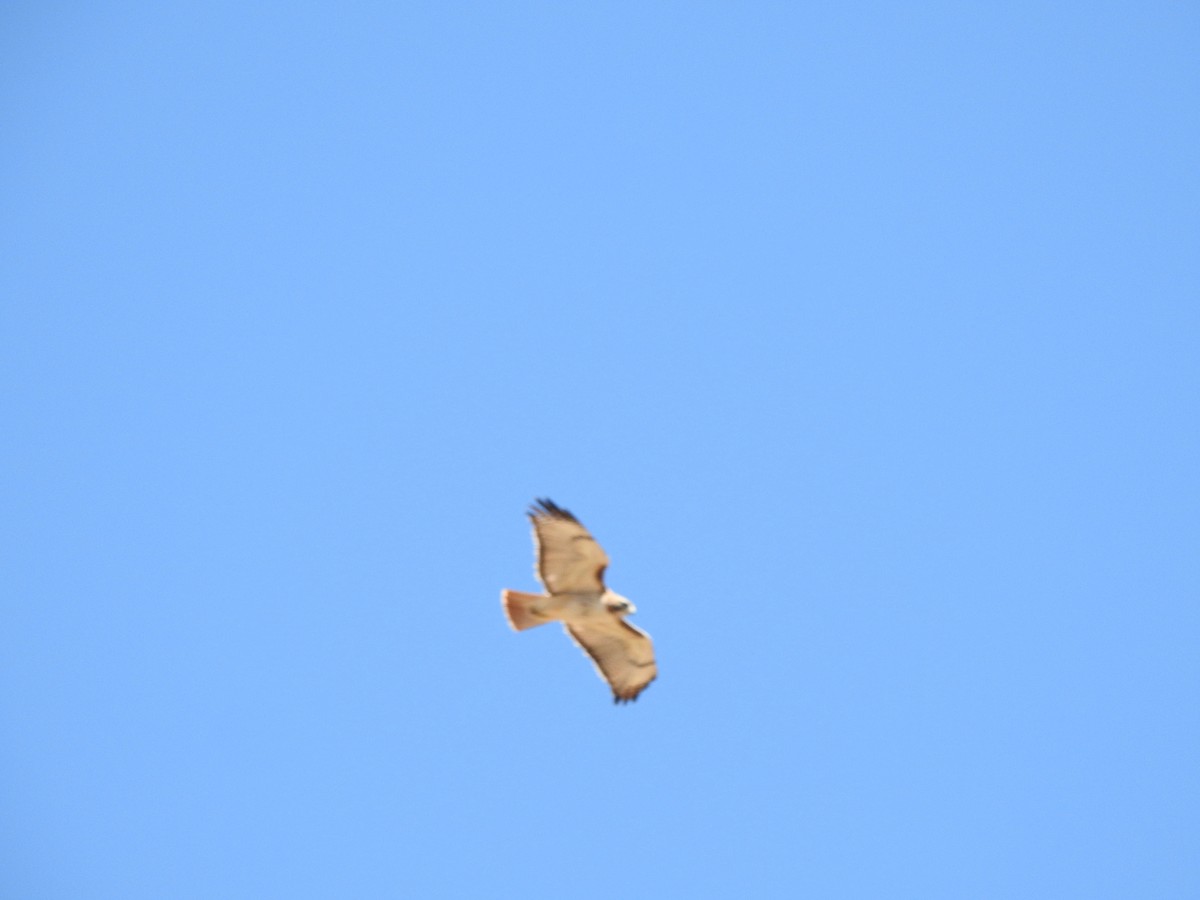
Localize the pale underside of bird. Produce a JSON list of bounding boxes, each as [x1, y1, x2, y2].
[[501, 499, 657, 704]]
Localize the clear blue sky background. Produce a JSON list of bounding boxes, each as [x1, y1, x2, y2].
[[2, 4, 1197, 898]]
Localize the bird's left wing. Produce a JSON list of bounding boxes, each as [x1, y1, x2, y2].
[[565, 618, 657, 703]]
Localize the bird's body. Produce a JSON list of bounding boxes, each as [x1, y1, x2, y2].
[[502, 499, 656, 703]]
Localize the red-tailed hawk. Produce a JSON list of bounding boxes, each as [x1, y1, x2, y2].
[[501, 499, 656, 704]]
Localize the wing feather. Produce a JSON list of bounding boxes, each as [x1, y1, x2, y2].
[[565, 617, 657, 703], [529, 498, 609, 594]]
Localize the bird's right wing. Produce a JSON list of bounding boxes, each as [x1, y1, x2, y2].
[[529, 498, 609, 594]]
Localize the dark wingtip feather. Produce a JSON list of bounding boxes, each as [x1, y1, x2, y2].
[[528, 498, 579, 523], [612, 678, 654, 706]]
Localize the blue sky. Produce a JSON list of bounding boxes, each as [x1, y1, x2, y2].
[[2, 3, 1197, 897]]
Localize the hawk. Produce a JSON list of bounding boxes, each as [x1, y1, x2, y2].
[[502, 499, 656, 703]]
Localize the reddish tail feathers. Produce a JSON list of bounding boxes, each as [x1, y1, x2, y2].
[[502, 590, 551, 631]]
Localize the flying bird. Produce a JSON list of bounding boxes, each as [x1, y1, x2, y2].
[[502, 499, 656, 704]]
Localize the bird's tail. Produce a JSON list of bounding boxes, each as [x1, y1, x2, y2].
[[502, 590, 552, 631]]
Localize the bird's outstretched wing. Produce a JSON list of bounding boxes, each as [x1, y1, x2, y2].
[[529, 498, 609, 594], [565, 618, 657, 703]]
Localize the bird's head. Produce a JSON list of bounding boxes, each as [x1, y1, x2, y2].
[[603, 592, 636, 617]]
